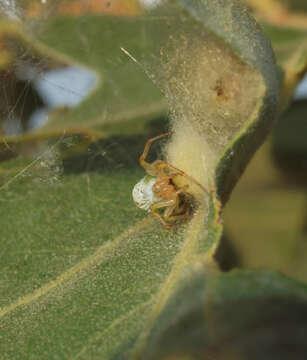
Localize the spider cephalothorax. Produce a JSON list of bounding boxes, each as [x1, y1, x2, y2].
[[132, 133, 206, 229]]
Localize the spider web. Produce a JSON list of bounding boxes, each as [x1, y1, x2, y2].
[[1, 0, 307, 190], [0, 0, 169, 188]]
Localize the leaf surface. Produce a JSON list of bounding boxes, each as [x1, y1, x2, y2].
[[0, 1, 281, 359], [206, 269, 307, 360]]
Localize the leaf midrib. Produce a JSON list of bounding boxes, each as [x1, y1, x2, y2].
[[131, 203, 207, 359], [0, 217, 153, 319]]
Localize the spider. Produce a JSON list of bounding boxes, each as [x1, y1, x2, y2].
[[132, 132, 207, 230]]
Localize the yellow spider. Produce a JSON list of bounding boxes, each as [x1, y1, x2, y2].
[[132, 132, 207, 229]]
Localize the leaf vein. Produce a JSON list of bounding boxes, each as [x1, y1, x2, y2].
[[131, 206, 207, 359], [0, 217, 153, 319]]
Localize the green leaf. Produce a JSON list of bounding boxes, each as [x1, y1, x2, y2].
[[0, 1, 281, 358], [161, 0, 280, 203], [125, 269, 307, 360], [36, 15, 166, 132], [0, 15, 166, 147], [0, 138, 221, 359], [205, 269, 307, 360]]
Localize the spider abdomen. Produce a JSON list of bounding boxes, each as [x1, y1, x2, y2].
[[132, 175, 161, 211]]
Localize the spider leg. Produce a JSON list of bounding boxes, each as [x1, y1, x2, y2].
[[165, 208, 190, 224], [163, 188, 190, 224], [163, 202, 190, 223], [150, 199, 176, 230], [150, 188, 191, 230], [139, 132, 171, 174], [154, 161, 208, 194]]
